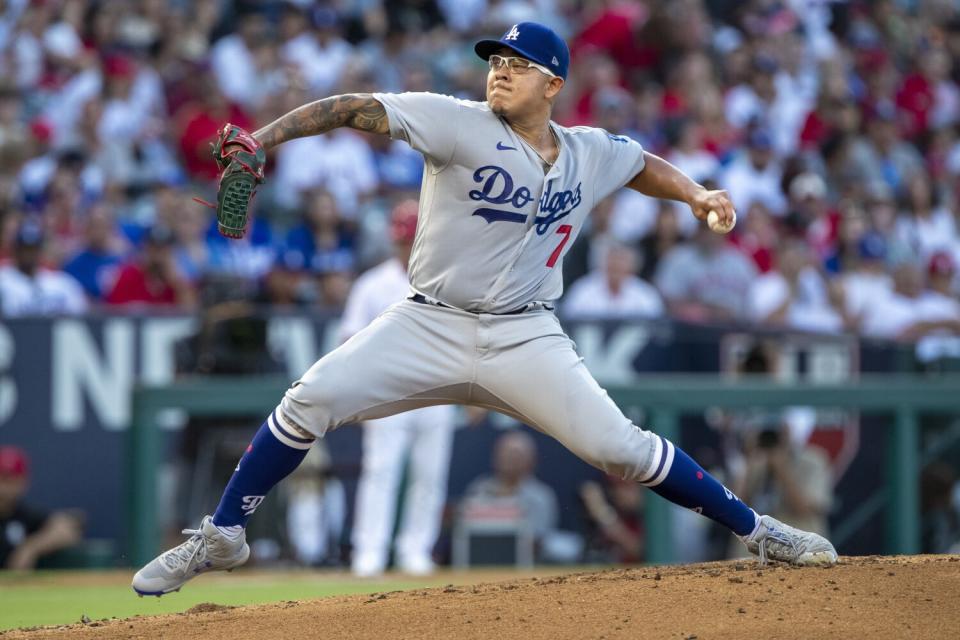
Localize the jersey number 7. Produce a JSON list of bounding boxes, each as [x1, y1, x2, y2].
[[546, 224, 573, 268]]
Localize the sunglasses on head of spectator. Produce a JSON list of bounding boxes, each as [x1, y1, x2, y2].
[[488, 55, 556, 78]]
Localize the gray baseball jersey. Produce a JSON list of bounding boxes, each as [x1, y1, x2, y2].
[[278, 92, 673, 490], [372, 92, 646, 313]]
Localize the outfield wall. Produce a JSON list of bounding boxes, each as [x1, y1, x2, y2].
[[0, 312, 925, 560]]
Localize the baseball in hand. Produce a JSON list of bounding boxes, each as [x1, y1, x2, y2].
[[707, 209, 736, 234]]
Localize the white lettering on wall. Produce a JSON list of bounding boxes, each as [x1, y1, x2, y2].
[[0, 324, 17, 425], [268, 317, 320, 379], [570, 325, 649, 385], [141, 318, 198, 431], [52, 319, 134, 431]]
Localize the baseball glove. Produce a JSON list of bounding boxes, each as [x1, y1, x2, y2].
[[205, 123, 266, 239]]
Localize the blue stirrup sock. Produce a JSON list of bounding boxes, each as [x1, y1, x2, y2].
[[212, 409, 315, 528], [640, 436, 758, 537]]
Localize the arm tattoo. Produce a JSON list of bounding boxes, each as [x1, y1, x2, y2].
[[253, 94, 388, 149]]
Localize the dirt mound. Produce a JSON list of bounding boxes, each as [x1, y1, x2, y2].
[[183, 603, 235, 615], [4, 555, 958, 640]]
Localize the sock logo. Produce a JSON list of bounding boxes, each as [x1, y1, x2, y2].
[[724, 487, 734, 501], [241, 495, 265, 514]]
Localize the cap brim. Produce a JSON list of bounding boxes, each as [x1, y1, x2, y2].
[[474, 39, 530, 62], [474, 39, 503, 61]]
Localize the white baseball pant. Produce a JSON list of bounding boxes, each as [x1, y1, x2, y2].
[[350, 405, 455, 571]]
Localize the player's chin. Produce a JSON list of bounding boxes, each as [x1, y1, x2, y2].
[[491, 99, 513, 117], [488, 93, 509, 116]]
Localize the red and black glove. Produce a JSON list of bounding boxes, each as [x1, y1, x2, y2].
[[207, 123, 266, 239]]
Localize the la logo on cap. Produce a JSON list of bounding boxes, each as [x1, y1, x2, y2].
[[552, 56, 559, 65], [505, 24, 520, 40]]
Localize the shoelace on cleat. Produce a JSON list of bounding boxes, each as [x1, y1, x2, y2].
[[161, 528, 207, 571], [757, 525, 801, 565]]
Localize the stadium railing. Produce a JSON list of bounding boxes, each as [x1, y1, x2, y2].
[[128, 375, 960, 567]]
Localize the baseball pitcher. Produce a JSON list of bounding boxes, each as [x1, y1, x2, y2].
[[134, 22, 836, 597]]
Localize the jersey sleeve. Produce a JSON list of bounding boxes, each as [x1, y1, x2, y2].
[[589, 129, 647, 204], [371, 92, 461, 170]]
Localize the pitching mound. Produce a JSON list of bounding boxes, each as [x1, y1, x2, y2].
[[4, 555, 958, 639]]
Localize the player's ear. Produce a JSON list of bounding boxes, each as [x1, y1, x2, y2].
[[544, 76, 564, 100]]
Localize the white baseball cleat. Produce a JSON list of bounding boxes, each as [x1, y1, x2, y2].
[[351, 552, 386, 578], [740, 515, 838, 566], [398, 554, 436, 577], [132, 516, 249, 596]]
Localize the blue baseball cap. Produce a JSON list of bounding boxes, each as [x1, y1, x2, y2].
[[475, 22, 569, 80], [858, 232, 887, 261], [15, 219, 44, 247]]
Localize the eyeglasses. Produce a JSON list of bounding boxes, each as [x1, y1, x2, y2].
[[488, 54, 556, 78]]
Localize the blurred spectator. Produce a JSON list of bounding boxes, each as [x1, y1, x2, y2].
[[719, 128, 787, 218], [168, 197, 211, 285], [915, 252, 960, 364], [824, 200, 870, 275], [847, 104, 924, 198], [747, 239, 845, 334], [204, 213, 276, 282], [862, 181, 914, 264], [0, 446, 83, 570], [579, 475, 644, 564], [284, 189, 356, 274], [783, 172, 836, 261], [896, 48, 959, 137], [665, 119, 719, 185], [838, 232, 894, 331], [731, 202, 778, 273], [730, 422, 833, 543], [922, 251, 960, 305], [724, 53, 780, 132], [273, 121, 377, 215], [563, 195, 616, 286], [861, 262, 960, 342], [461, 431, 558, 553], [210, 11, 282, 111], [30, 152, 95, 264], [608, 187, 663, 244], [637, 202, 683, 281], [592, 87, 640, 144], [281, 4, 353, 97], [96, 54, 168, 188], [0, 220, 87, 317], [62, 203, 126, 300], [176, 65, 254, 182], [654, 224, 757, 323], [563, 243, 664, 320], [726, 338, 833, 550], [105, 225, 196, 307], [0, 84, 26, 149], [894, 172, 958, 263], [368, 132, 423, 192]]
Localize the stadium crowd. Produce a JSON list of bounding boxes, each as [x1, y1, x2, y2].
[[0, 0, 957, 343]]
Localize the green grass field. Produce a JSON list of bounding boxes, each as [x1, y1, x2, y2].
[[0, 570, 469, 631], [0, 567, 568, 631]]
